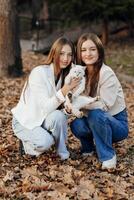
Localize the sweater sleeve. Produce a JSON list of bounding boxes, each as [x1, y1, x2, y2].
[[84, 66, 119, 111], [26, 67, 65, 116]]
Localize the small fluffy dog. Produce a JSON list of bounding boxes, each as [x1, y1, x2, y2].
[[64, 64, 99, 118]]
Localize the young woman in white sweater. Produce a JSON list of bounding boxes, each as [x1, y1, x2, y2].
[[70, 33, 128, 169], [12, 37, 80, 160]]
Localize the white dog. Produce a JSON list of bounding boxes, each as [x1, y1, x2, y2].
[[64, 64, 99, 118]]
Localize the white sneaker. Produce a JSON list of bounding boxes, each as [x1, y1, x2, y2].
[[82, 151, 94, 156], [102, 154, 117, 169], [59, 152, 70, 160], [23, 141, 41, 156]]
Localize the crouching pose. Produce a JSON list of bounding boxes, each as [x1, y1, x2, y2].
[[70, 33, 128, 169], [11, 37, 80, 160]]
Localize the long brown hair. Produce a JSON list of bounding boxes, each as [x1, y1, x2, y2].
[[23, 37, 75, 102], [44, 36, 75, 86], [77, 33, 105, 97]]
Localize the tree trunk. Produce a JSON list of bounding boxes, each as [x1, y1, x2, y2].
[[40, 0, 49, 21], [0, 0, 23, 77], [101, 18, 109, 45], [31, 0, 41, 29], [39, 0, 50, 32]]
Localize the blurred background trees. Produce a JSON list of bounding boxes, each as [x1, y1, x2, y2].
[[16, 0, 134, 44], [48, 0, 134, 44], [0, 0, 133, 77]]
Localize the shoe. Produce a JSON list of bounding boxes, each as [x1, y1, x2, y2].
[[82, 151, 94, 156], [59, 152, 70, 160], [23, 141, 41, 156], [102, 154, 117, 169]]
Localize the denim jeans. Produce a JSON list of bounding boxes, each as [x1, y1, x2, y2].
[[12, 110, 69, 159], [70, 109, 128, 162]]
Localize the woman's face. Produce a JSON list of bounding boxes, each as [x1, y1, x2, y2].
[[81, 39, 99, 66], [59, 44, 72, 69]]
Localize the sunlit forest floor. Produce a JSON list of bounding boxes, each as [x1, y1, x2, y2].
[[0, 41, 134, 199]]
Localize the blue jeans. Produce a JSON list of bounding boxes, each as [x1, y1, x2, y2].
[[70, 109, 128, 162]]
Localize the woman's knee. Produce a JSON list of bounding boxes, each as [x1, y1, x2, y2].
[[49, 110, 67, 124], [35, 133, 54, 152], [70, 118, 86, 138], [113, 125, 129, 142], [44, 110, 67, 131], [87, 109, 105, 125], [54, 110, 66, 122]]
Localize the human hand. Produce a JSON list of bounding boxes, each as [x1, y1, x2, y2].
[[61, 77, 81, 96]]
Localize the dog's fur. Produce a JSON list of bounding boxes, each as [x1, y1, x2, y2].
[[64, 64, 99, 118]]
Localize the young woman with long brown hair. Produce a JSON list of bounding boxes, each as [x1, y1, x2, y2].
[[12, 37, 80, 160], [70, 33, 128, 169]]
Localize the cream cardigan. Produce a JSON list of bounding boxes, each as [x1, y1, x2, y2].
[[84, 64, 126, 115]]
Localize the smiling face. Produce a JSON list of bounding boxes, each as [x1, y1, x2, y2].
[[45, 37, 75, 76], [81, 39, 99, 67], [59, 44, 72, 69]]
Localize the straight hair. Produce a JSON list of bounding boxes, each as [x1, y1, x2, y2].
[[77, 33, 105, 96], [23, 37, 75, 102]]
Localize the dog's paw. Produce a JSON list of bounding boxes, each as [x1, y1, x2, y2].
[[96, 96, 100, 101], [63, 108, 72, 116]]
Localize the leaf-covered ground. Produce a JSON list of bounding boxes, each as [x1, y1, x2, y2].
[[0, 48, 134, 200]]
